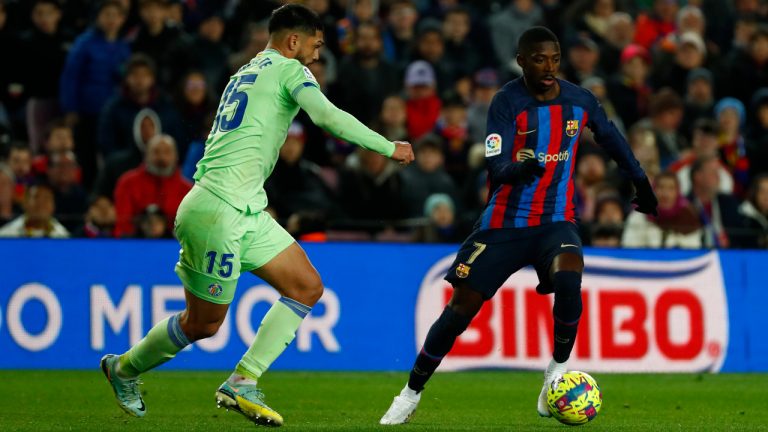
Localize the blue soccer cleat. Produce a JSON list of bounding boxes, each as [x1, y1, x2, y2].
[[100, 354, 146, 418], [215, 381, 284, 427]]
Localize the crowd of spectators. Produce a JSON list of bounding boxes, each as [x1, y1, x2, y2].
[[0, 0, 767, 249]]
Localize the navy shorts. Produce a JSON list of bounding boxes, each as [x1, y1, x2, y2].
[[444, 222, 583, 300]]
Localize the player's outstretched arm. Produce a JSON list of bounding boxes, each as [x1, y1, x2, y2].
[[587, 94, 658, 215], [295, 85, 414, 165]]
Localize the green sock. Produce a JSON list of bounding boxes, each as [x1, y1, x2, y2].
[[235, 297, 311, 381], [117, 313, 191, 378]]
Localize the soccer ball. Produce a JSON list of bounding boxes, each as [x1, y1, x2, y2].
[[546, 371, 602, 426]]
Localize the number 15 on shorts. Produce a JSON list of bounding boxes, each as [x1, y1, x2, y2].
[[205, 251, 234, 277]]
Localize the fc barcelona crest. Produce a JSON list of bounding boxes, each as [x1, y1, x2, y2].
[[456, 263, 471, 279], [566, 120, 579, 137]]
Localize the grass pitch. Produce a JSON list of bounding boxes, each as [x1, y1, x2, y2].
[[0, 371, 765, 431]]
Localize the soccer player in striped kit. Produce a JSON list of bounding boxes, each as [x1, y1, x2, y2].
[[381, 27, 658, 425]]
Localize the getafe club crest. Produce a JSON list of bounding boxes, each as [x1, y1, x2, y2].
[[208, 283, 223, 297], [566, 120, 579, 137]]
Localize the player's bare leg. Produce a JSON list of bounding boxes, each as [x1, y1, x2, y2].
[[216, 242, 323, 427], [381, 284, 484, 425], [538, 252, 584, 417]]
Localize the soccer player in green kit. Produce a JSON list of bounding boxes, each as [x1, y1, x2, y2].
[[100, 4, 414, 427]]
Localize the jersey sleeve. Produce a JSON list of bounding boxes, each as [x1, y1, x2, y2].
[[484, 91, 524, 185], [294, 83, 395, 157], [586, 92, 646, 181], [282, 60, 321, 101]]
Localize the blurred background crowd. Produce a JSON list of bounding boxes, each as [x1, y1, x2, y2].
[[0, 0, 767, 248]]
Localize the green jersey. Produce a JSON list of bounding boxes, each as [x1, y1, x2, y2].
[[194, 49, 395, 213]]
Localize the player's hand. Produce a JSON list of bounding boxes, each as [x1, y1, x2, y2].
[[518, 158, 545, 185], [391, 141, 415, 165], [632, 176, 659, 216]]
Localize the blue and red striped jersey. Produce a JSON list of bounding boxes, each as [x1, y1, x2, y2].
[[479, 78, 645, 230]]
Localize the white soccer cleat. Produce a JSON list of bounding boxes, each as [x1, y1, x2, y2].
[[538, 360, 567, 417], [380, 385, 421, 425]]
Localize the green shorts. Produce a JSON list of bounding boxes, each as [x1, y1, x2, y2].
[[174, 185, 295, 304]]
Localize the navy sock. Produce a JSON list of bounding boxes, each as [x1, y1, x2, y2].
[[408, 306, 472, 392], [552, 271, 582, 363]]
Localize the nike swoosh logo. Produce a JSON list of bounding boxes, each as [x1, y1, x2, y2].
[[517, 129, 537, 135], [560, 243, 579, 248]]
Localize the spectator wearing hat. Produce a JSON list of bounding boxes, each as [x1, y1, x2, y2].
[[562, 36, 603, 85], [652, 31, 708, 96], [747, 88, 768, 178], [265, 122, 336, 221], [399, 133, 457, 218], [487, 0, 543, 73], [98, 54, 186, 159], [413, 193, 466, 243], [404, 60, 442, 140], [333, 21, 401, 127], [467, 68, 499, 144], [60, 0, 130, 186], [634, 0, 679, 50], [727, 27, 768, 107], [607, 44, 652, 129], [681, 68, 714, 139], [598, 12, 635, 76], [715, 97, 750, 197], [113, 133, 191, 237]]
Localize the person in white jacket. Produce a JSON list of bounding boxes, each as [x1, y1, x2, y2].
[[622, 172, 702, 248], [0, 183, 69, 238]]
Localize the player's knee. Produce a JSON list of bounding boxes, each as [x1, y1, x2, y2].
[[183, 320, 222, 341], [442, 305, 474, 335], [553, 271, 583, 322], [448, 283, 485, 318], [288, 272, 324, 306]]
